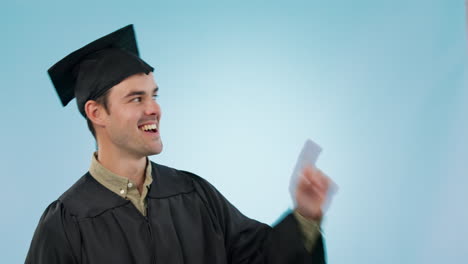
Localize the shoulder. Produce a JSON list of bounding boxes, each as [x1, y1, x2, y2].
[[148, 162, 209, 198], [58, 173, 128, 218], [58, 173, 93, 201], [32, 199, 79, 236], [26, 200, 81, 263], [149, 161, 219, 197], [35, 200, 68, 229], [29, 199, 77, 247]]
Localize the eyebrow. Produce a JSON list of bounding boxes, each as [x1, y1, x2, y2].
[[123, 87, 159, 98]]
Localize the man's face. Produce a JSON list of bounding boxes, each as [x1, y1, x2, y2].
[[100, 72, 163, 158]]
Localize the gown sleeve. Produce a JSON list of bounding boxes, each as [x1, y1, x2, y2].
[[25, 200, 81, 264], [190, 173, 326, 264]]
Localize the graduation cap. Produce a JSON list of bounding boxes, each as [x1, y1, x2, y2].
[[48, 24, 154, 117]]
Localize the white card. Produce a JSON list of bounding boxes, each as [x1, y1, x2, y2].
[[289, 139, 337, 211]]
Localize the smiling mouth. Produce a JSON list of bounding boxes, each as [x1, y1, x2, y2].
[[138, 124, 158, 133]]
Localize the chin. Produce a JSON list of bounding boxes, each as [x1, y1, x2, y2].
[[147, 142, 163, 156]]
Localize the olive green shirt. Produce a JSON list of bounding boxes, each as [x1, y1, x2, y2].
[[89, 153, 321, 252]]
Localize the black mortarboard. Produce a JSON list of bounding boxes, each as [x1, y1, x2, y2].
[[48, 24, 154, 117]]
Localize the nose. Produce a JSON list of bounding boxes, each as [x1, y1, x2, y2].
[[145, 99, 161, 119]]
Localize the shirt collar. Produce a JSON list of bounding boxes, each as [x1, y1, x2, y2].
[[89, 152, 153, 198]]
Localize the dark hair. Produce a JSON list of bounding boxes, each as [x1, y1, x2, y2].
[[86, 91, 110, 139]]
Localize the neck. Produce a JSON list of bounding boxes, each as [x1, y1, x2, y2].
[[96, 143, 147, 191]]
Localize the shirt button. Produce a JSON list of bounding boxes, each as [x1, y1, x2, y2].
[[128, 182, 133, 188], [120, 189, 125, 195]]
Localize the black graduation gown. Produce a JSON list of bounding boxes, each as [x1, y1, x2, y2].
[[25, 162, 326, 264]]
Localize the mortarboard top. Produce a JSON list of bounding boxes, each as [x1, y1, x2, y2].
[[48, 24, 154, 117]]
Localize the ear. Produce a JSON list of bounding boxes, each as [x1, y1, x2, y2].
[[85, 100, 107, 128]]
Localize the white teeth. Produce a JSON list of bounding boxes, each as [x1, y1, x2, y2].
[[140, 124, 158, 131]]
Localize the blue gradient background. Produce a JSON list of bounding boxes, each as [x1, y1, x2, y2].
[[2, 0, 467, 263]]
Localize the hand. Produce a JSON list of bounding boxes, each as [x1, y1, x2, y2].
[[295, 165, 330, 221]]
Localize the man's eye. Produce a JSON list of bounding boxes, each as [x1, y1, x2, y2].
[[152, 95, 159, 100], [131, 97, 142, 102]]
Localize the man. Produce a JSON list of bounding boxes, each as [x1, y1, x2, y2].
[[26, 25, 332, 264]]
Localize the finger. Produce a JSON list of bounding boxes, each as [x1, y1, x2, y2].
[[302, 165, 314, 178], [298, 174, 326, 198], [315, 169, 333, 193], [317, 171, 330, 191], [303, 184, 327, 202], [298, 170, 312, 188], [302, 165, 319, 181], [304, 167, 325, 191]]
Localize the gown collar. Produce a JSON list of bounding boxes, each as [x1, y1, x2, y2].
[[59, 161, 194, 218]]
